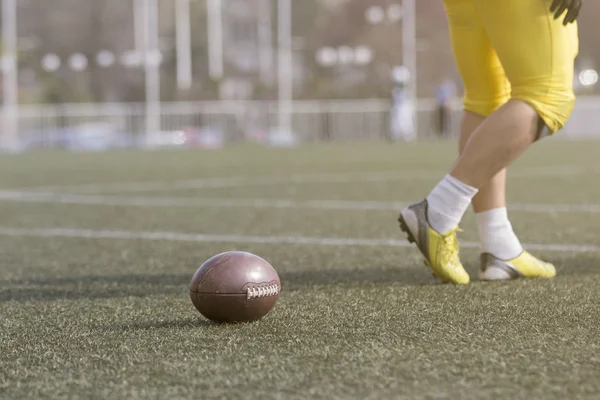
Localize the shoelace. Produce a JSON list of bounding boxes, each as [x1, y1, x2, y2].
[[439, 228, 461, 269]]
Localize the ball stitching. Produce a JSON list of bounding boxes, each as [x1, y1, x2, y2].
[[246, 284, 279, 300]]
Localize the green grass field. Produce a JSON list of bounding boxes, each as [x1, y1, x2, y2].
[[1, 140, 599, 399]]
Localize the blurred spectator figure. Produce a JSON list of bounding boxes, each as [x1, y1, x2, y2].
[[389, 66, 415, 142], [435, 78, 457, 138]]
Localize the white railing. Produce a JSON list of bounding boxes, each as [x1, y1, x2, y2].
[[3, 97, 600, 150]]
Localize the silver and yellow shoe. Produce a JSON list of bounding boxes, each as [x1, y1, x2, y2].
[[479, 251, 556, 281], [398, 200, 470, 285]]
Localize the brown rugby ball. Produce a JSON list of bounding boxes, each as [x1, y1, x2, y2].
[[189, 251, 280, 323]]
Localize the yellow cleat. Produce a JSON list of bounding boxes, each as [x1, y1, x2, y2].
[[398, 200, 470, 285], [479, 251, 556, 281]]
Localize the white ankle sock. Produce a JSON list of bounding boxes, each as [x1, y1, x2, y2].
[[426, 174, 478, 234], [476, 207, 523, 260]]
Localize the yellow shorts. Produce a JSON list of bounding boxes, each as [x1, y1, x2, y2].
[[443, 0, 579, 133]]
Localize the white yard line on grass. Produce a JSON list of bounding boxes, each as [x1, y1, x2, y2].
[[8, 165, 590, 195], [0, 226, 597, 253], [13, 170, 451, 194], [9, 176, 258, 194], [1, 191, 599, 214], [6, 171, 440, 194]]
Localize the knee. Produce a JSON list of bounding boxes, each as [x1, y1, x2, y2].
[[511, 83, 576, 134]]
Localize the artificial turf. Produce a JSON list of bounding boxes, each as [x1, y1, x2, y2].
[[1, 140, 599, 399]]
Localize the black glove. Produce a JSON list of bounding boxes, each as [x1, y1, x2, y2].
[[550, 0, 583, 25]]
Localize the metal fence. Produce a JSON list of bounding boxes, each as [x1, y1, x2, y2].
[[5, 96, 600, 150]]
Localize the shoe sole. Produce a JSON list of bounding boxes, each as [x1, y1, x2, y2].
[[398, 213, 442, 281], [398, 214, 416, 244]]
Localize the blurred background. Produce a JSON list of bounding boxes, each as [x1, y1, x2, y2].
[[0, 0, 599, 151]]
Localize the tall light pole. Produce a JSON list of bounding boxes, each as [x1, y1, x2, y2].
[[2, 0, 18, 151], [134, 0, 144, 54], [277, 0, 292, 133], [139, 0, 161, 147], [257, 0, 274, 85], [207, 0, 223, 81], [175, 0, 192, 90], [402, 0, 417, 135]]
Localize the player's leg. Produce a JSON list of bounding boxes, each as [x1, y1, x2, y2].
[[458, 115, 505, 212], [457, 117, 556, 281], [467, 0, 578, 280], [464, 0, 578, 280], [447, 0, 524, 266], [452, 0, 578, 189], [399, 0, 500, 284], [451, 1, 510, 213], [458, 116, 524, 264]]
